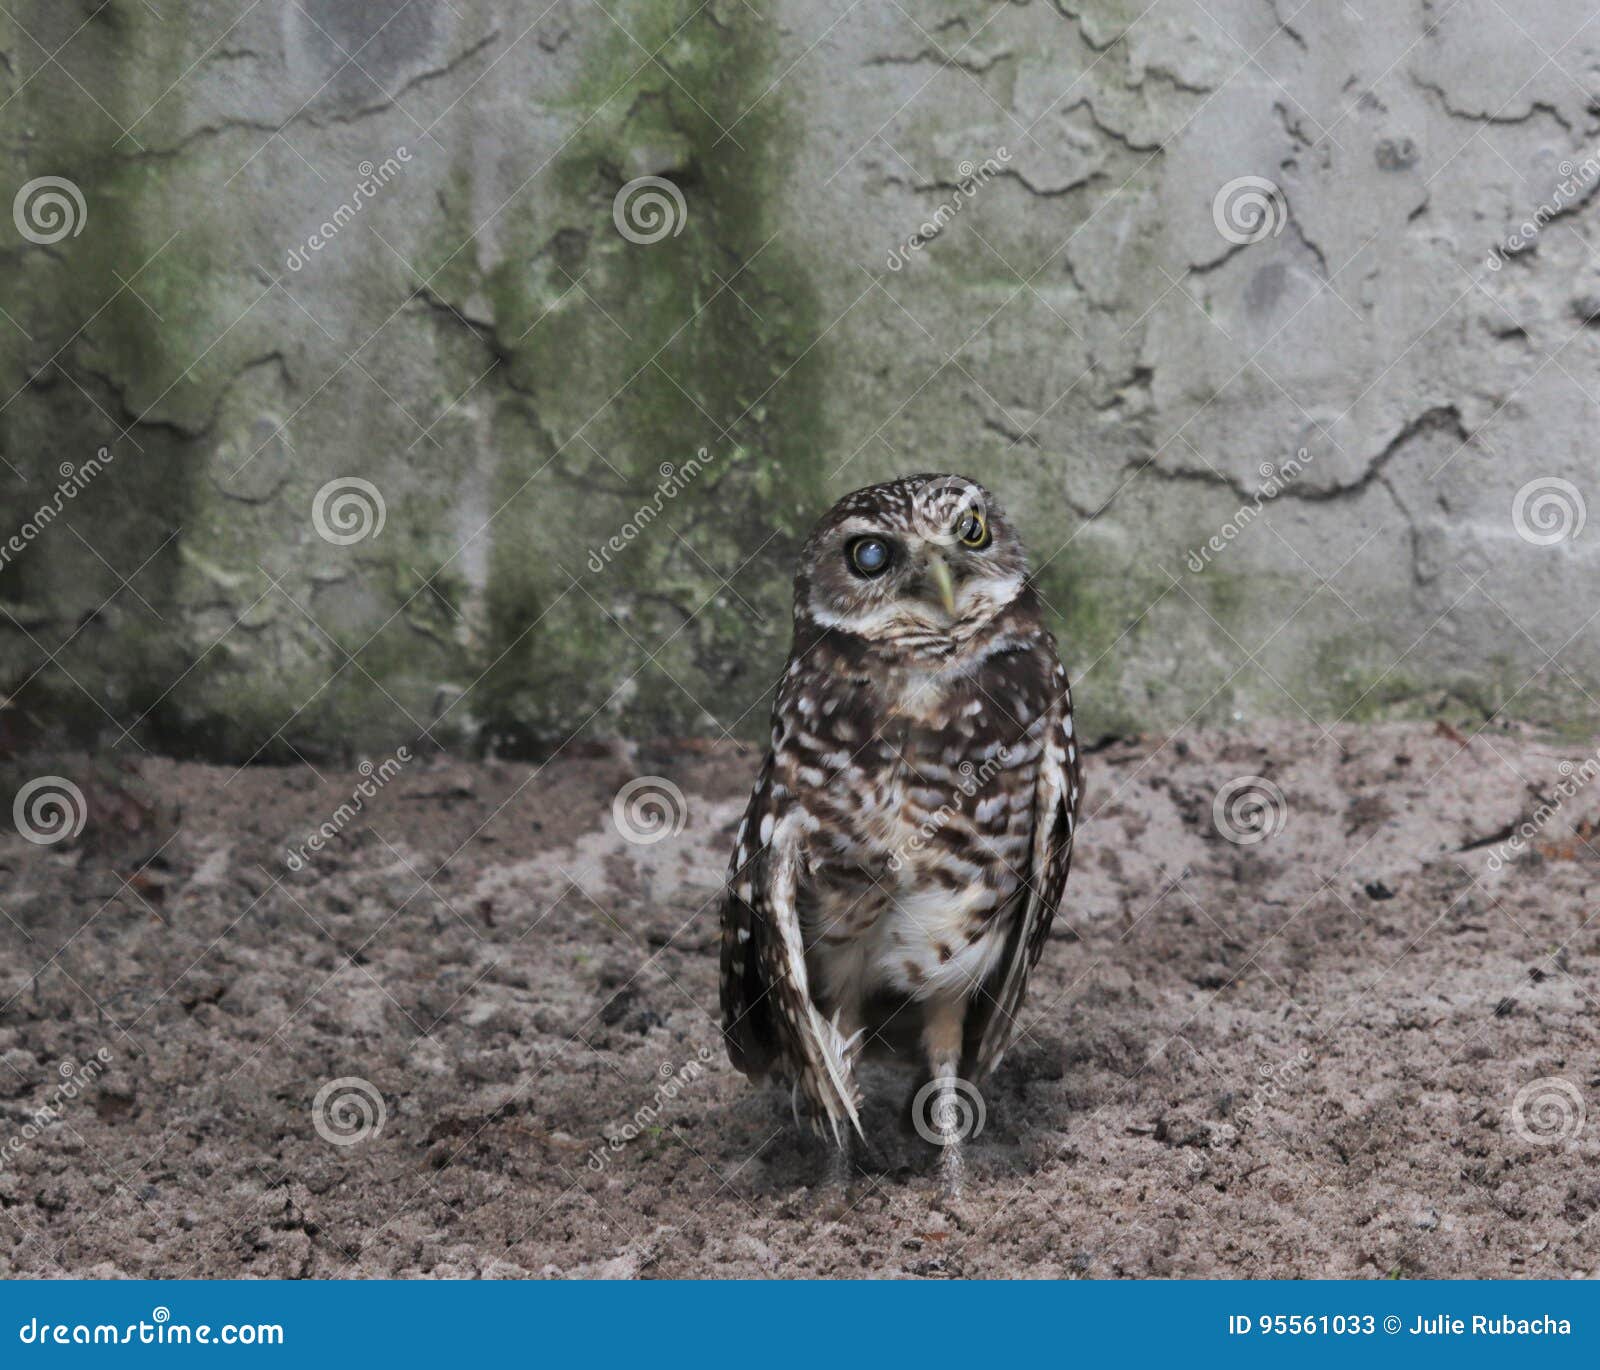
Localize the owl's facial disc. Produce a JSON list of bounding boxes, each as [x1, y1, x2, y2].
[[807, 515, 1025, 642]]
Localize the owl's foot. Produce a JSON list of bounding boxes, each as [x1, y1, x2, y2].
[[806, 1126, 871, 1219], [897, 1076, 969, 1195], [825, 1130, 857, 1191], [937, 1131, 966, 1201], [911, 994, 976, 1201]]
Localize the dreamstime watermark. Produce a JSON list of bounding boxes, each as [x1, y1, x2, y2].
[[885, 150, 1010, 270], [1212, 176, 1288, 245], [1508, 1076, 1585, 1145], [283, 746, 412, 871], [1212, 775, 1287, 845], [311, 1076, 386, 1146], [17, 1311, 283, 1347], [612, 175, 687, 244], [285, 149, 412, 271], [909, 1075, 987, 1146], [12, 175, 87, 244], [611, 777, 688, 845], [584, 1046, 716, 1170], [1186, 1047, 1313, 1172], [586, 448, 715, 572], [312, 476, 386, 545], [0, 1049, 113, 1171], [887, 746, 1013, 873], [1486, 150, 1600, 270], [1511, 477, 1585, 546], [12, 776, 88, 846], [1184, 449, 1314, 572], [0, 449, 115, 573], [911, 475, 986, 546], [1484, 746, 1600, 871]]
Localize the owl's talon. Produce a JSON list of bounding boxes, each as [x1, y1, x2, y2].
[[937, 1135, 966, 1201], [824, 1132, 857, 1193]]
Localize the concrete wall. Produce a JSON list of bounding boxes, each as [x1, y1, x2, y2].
[[2, 0, 1595, 760]]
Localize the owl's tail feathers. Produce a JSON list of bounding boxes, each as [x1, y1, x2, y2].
[[792, 1008, 865, 1146]]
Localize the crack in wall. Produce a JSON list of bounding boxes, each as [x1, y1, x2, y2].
[[131, 29, 501, 161]]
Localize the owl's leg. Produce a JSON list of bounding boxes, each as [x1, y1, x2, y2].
[[919, 995, 970, 1199], [825, 1129, 857, 1192]]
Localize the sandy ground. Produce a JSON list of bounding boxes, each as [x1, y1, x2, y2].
[[0, 721, 1597, 1279]]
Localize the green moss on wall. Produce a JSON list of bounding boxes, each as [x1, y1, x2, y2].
[[0, 5, 207, 746], [419, 0, 834, 753]]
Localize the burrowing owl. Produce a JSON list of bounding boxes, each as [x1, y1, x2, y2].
[[719, 474, 1081, 1178]]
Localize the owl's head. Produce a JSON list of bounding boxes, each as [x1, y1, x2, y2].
[[796, 474, 1029, 648]]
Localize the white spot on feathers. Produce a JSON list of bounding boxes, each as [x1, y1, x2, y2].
[[974, 794, 1006, 823]]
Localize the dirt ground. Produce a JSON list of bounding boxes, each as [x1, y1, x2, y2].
[[0, 720, 1597, 1279]]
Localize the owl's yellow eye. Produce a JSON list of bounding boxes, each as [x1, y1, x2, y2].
[[956, 510, 989, 548]]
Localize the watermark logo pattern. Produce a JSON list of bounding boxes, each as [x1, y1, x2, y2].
[[13, 176, 86, 244], [611, 777, 688, 845], [1212, 176, 1287, 245], [1509, 1077, 1585, 1146], [312, 478, 386, 545], [1511, 477, 1585, 546], [312, 1076, 387, 1146], [1212, 775, 1288, 845], [612, 176, 687, 244], [13, 776, 88, 846], [910, 1076, 987, 1146]]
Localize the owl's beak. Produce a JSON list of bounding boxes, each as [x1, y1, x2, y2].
[[927, 553, 958, 617]]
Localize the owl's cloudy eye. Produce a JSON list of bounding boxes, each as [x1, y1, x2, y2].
[[847, 536, 892, 577], [956, 510, 990, 548]]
